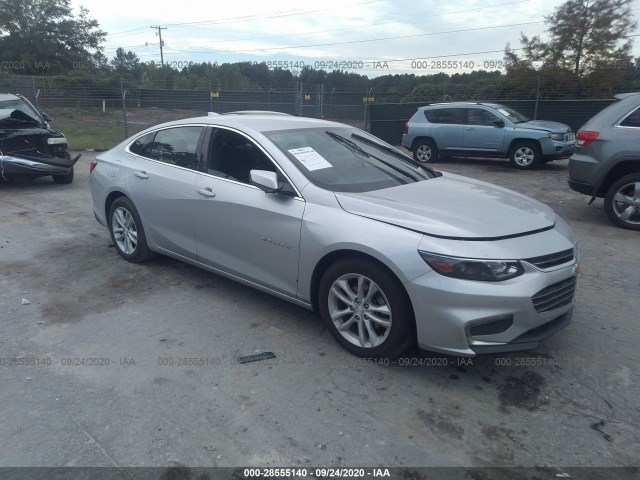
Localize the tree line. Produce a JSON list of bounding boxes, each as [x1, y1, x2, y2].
[[0, 0, 638, 100]]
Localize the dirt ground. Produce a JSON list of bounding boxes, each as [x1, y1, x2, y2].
[[0, 153, 638, 473]]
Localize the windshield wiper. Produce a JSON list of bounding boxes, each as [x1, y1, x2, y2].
[[327, 131, 424, 182], [351, 133, 441, 177], [326, 130, 416, 184], [326, 131, 370, 157]]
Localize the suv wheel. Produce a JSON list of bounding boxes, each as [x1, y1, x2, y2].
[[604, 173, 640, 230], [413, 139, 438, 163], [318, 258, 415, 358], [510, 141, 541, 170]]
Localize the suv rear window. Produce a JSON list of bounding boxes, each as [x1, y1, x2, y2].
[[428, 108, 465, 125], [620, 107, 640, 128], [424, 109, 440, 123]]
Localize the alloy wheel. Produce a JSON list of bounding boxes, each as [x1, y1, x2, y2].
[[513, 146, 535, 166], [112, 207, 138, 255], [416, 144, 432, 162], [327, 273, 392, 348], [611, 181, 640, 225]]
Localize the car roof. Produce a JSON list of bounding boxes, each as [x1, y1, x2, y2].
[[419, 102, 504, 109], [613, 92, 640, 100], [581, 92, 640, 128], [152, 112, 351, 134], [0, 93, 21, 101]]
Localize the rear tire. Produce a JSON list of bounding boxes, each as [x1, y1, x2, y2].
[[318, 258, 415, 358], [52, 167, 74, 184], [108, 197, 155, 262], [604, 173, 640, 230], [413, 139, 438, 163]]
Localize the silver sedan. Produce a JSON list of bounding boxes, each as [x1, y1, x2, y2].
[[89, 113, 578, 357]]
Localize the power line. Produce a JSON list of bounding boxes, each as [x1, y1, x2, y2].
[[159, 21, 544, 56], [167, 0, 530, 47], [161, 0, 384, 27]]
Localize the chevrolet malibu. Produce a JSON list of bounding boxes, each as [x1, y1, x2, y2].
[[89, 113, 578, 357]]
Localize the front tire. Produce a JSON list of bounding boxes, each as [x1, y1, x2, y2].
[[604, 173, 640, 230], [52, 167, 74, 184], [318, 258, 415, 358], [108, 197, 155, 262], [413, 139, 438, 163], [510, 141, 541, 170]]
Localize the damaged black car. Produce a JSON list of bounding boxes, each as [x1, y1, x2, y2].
[[0, 93, 80, 184]]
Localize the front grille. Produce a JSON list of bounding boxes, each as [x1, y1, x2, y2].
[[525, 248, 574, 269], [532, 277, 577, 313], [566, 132, 576, 142]]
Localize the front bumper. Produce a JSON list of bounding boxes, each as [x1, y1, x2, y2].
[[406, 261, 578, 357], [469, 309, 572, 354], [0, 154, 79, 176], [538, 135, 575, 160]]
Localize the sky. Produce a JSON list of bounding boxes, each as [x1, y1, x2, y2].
[[70, 0, 640, 77]]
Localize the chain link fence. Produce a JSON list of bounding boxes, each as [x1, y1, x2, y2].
[[0, 73, 625, 150]]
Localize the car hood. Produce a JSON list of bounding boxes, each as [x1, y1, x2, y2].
[[0, 108, 42, 128], [516, 120, 571, 133], [334, 173, 556, 240]]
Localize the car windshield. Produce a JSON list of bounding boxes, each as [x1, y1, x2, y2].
[[493, 105, 529, 124], [265, 127, 437, 192], [0, 98, 42, 122]]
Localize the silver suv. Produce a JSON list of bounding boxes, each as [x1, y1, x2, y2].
[[569, 93, 640, 230], [402, 102, 576, 170]]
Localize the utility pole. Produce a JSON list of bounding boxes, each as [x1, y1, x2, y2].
[[150, 25, 167, 87]]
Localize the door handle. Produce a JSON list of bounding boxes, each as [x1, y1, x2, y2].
[[196, 187, 216, 198], [133, 170, 149, 179], [465, 127, 475, 131]]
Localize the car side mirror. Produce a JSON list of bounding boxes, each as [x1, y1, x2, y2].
[[250, 170, 281, 194], [493, 118, 505, 128], [42, 112, 51, 122]]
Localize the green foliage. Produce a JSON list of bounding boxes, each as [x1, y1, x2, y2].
[[504, 0, 637, 98], [110, 48, 141, 73], [0, 0, 106, 75]]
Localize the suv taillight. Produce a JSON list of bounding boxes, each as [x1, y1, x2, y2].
[[576, 130, 599, 147], [89, 159, 98, 174], [403, 122, 409, 135]]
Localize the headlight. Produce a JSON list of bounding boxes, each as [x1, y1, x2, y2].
[[47, 137, 67, 145], [547, 132, 565, 141], [419, 251, 524, 282]]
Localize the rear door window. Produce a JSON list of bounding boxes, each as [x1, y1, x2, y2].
[[467, 108, 500, 126], [437, 108, 466, 125], [135, 127, 203, 170], [129, 132, 155, 156]]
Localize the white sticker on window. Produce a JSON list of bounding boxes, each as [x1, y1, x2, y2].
[[288, 147, 332, 171]]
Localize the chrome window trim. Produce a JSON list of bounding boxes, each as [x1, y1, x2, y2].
[[124, 123, 207, 174], [614, 105, 640, 129], [124, 123, 304, 200], [197, 169, 305, 202]]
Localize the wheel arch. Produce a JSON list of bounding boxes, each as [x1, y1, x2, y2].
[[507, 137, 542, 157], [411, 136, 437, 151], [309, 249, 415, 318], [104, 190, 128, 223], [595, 159, 640, 197]]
